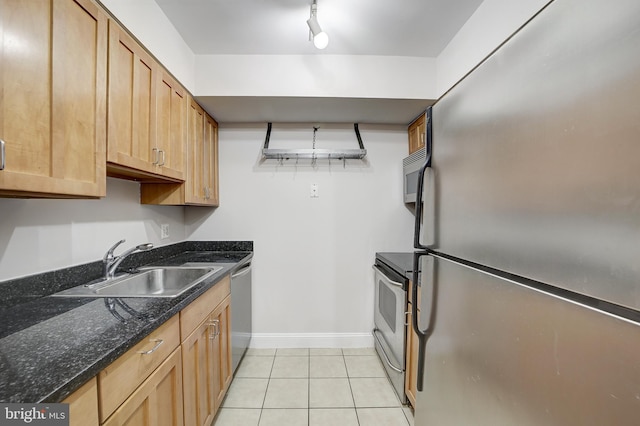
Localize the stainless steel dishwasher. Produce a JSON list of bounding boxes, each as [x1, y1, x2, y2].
[[230, 258, 252, 373]]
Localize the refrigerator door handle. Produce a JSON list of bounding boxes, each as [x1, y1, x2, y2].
[[414, 106, 433, 250], [412, 251, 434, 392]]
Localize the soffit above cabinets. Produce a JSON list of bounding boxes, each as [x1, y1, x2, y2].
[[195, 96, 435, 125]]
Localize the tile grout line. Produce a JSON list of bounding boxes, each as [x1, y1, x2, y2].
[[257, 352, 276, 425], [343, 352, 362, 426], [308, 349, 311, 426]]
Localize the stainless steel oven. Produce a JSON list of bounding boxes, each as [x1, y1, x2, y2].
[[372, 259, 408, 404]]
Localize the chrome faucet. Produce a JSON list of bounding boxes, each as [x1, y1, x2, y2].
[[103, 239, 153, 279]]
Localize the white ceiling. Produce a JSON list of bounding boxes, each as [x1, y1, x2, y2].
[[153, 0, 484, 123], [154, 0, 483, 56]]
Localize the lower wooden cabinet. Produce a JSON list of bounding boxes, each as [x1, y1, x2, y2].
[[98, 315, 180, 422], [181, 315, 216, 426], [212, 296, 232, 411], [103, 348, 184, 426], [64, 377, 99, 426], [405, 280, 420, 408], [181, 277, 232, 426], [69, 278, 233, 425]]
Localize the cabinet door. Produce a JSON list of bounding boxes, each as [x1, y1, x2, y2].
[[408, 114, 426, 154], [181, 317, 215, 426], [0, 0, 106, 198], [140, 98, 220, 206], [202, 113, 219, 206], [212, 295, 232, 411], [185, 97, 206, 204], [156, 70, 186, 181], [103, 348, 184, 426], [63, 377, 99, 426], [107, 19, 158, 177]]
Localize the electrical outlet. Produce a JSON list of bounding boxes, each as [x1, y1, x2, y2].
[[310, 183, 319, 198], [160, 223, 170, 239]]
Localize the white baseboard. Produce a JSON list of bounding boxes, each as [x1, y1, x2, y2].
[[249, 332, 373, 349]]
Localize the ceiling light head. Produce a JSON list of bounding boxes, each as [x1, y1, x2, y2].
[[307, 1, 329, 50]]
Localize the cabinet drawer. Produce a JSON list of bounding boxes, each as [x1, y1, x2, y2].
[[103, 347, 184, 426], [98, 314, 180, 422], [180, 275, 230, 341]]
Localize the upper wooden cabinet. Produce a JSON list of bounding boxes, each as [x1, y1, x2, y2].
[[0, 0, 107, 198], [202, 112, 220, 206], [140, 96, 219, 207], [408, 113, 426, 155], [156, 71, 187, 178], [106, 20, 184, 183]]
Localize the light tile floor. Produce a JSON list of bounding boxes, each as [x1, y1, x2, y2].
[[214, 348, 414, 426]]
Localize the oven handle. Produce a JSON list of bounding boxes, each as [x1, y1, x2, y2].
[[372, 265, 404, 288], [372, 329, 403, 373]]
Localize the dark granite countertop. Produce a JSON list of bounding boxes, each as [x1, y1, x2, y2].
[[0, 241, 252, 404], [375, 252, 414, 280]]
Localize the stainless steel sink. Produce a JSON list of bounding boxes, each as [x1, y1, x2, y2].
[[52, 266, 223, 298]]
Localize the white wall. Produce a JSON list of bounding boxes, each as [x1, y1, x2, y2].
[[436, 0, 551, 96], [0, 179, 185, 281], [99, 0, 196, 92], [186, 124, 415, 347], [196, 55, 438, 99]]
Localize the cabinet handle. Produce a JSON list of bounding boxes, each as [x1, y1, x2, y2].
[[158, 150, 166, 166], [0, 139, 5, 170], [208, 319, 220, 339], [152, 148, 159, 165], [204, 187, 210, 200], [138, 338, 163, 355]]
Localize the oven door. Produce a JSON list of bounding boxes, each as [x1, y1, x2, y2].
[[372, 265, 407, 368]]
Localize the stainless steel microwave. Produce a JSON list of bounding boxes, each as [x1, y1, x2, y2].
[[403, 147, 426, 203]]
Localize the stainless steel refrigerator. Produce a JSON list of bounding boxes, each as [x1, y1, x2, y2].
[[411, 0, 640, 424]]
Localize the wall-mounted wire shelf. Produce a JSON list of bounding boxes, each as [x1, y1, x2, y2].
[[261, 123, 367, 161]]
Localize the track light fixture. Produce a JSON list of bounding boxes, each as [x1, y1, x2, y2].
[[307, 0, 329, 49]]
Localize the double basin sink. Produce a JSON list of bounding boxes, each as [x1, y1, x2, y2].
[[52, 265, 223, 298]]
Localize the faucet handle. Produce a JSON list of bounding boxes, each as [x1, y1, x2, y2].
[[104, 239, 126, 261]]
